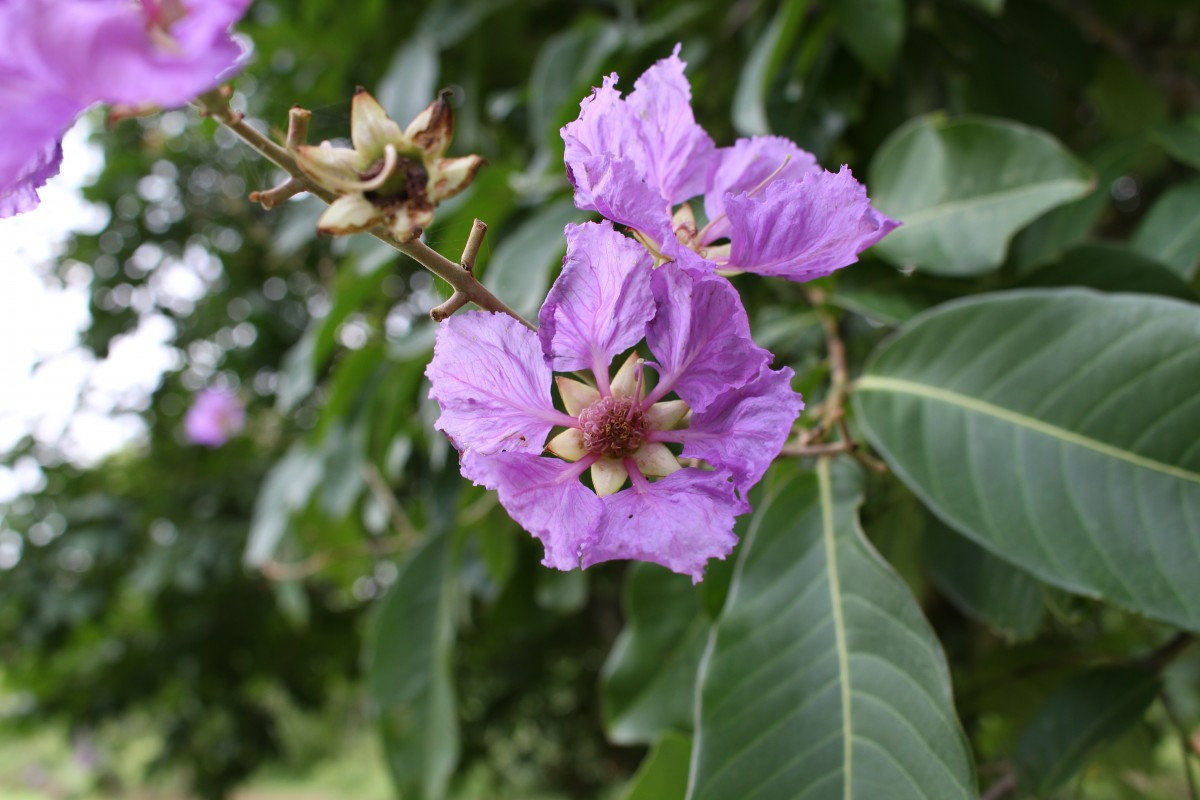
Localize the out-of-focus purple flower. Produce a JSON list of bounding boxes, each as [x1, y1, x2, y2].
[[0, 0, 253, 218], [427, 221, 803, 581], [561, 46, 900, 282], [184, 388, 246, 447]]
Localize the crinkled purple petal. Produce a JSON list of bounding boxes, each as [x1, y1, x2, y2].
[[726, 166, 901, 281], [562, 73, 644, 211], [683, 365, 803, 498], [538, 221, 657, 376], [703, 136, 820, 241], [7, 0, 250, 108], [644, 263, 767, 412], [0, 132, 64, 219], [626, 45, 715, 205], [427, 312, 568, 455], [0, 58, 80, 217], [462, 451, 604, 571], [661, 238, 719, 277], [582, 469, 739, 582], [568, 156, 673, 246]]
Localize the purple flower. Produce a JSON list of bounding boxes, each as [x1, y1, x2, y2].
[[561, 46, 900, 281], [185, 388, 246, 447], [427, 222, 803, 581], [0, 0, 252, 218]]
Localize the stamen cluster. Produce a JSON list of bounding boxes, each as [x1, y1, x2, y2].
[[427, 221, 804, 581], [578, 397, 647, 459]]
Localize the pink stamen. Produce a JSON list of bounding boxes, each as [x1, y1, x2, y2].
[[623, 458, 651, 493], [592, 351, 612, 397], [554, 452, 600, 483], [630, 359, 646, 415]]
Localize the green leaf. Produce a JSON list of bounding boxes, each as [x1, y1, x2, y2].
[[481, 198, 587, 318], [1087, 58, 1168, 137], [1131, 180, 1200, 280], [956, 0, 1003, 14], [534, 568, 588, 614], [859, 473, 928, 596], [831, 0, 905, 77], [1010, 139, 1142, 273], [834, 261, 959, 325], [854, 289, 1200, 632], [732, 0, 810, 136], [688, 460, 976, 799], [924, 517, 1045, 641], [527, 21, 621, 148], [1015, 667, 1160, 794], [1154, 116, 1200, 170], [621, 732, 692, 800], [244, 444, 324, 566], [870, 114, 1093, 276], [369, 532, 459, 800], [376, 37, 440, 126], [1016, 242, 1197, 301], [602, 564, 707, 745]]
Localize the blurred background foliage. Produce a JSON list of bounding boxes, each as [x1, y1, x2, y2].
[[2, 0, 1200, 797]]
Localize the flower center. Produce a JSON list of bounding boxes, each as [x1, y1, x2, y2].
[[362, 155, 428, 206], [577, 397, 647, 459]]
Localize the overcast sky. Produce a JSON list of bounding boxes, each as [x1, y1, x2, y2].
[[0, 123, 176, 500]]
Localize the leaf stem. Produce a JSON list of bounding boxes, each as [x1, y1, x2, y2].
[[779, 289, 886, 472], [196, 88, 534, 329]]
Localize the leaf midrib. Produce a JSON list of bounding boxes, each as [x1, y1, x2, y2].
[[891, 178, 1088, 228], [818, 458, 854, 800], [857, 376, 1200, 485]]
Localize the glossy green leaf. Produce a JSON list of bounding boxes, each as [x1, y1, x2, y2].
[[621, 732, 693, 800], [370, 532, 459, 800], [527, 21, 621, 148], [534, 568, 588, 614], [481, 198, 587, 318], [1016, 243, 1197, 301], [831, 0, 905, 77], [244, 444, 323, 566], [732, 0, 809, 136], [835, 261, 959, 325], [1154, 116, 1200, 170], [1131, 180, 1200, 280], [870, 114, 1093, 276], [957, 0, 1003, 14], [1088, 58, 1167, 137], [688, 460, 976, 800], [1010, 139, 1141, 273], [859, 473, 929, 596], [376, 37, 439, 126], [855, 289, 1200, 632], [1015, 667, 1160, 794], [924, 518, 1045, 641], [602, 564, 707, 745]]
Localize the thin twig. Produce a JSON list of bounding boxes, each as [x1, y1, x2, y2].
[[1139, 632, 1195, 672], [431, 218, 488, 321], [1162, 691, 1200, 800], [779, 440, 857, 458], [196, 89, 533, 329], [260, 536, 408, 581], [360, 461, 419, 545], [980, 772, 1017, 800], [258, 464, 419, 582]]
